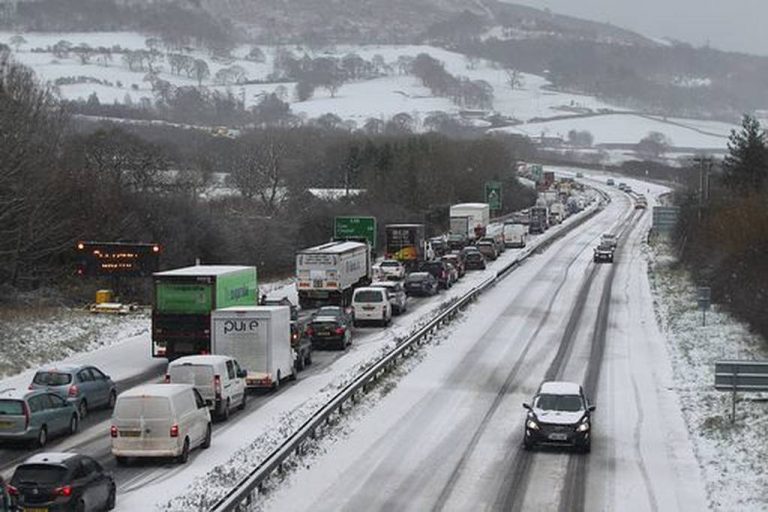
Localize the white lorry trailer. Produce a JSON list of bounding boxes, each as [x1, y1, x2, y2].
[[449, 203, 490, 241], [296, 241, 372, 309], [211, 306, 294, 390]]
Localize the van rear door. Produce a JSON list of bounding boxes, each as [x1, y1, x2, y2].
[[113, 396, 173, 452]]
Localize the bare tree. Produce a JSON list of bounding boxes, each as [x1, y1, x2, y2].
[[505, 69, 524, 90], [193, 59, 210, 86], [9, 35, 26, 51], [228, 132, 288, 213]]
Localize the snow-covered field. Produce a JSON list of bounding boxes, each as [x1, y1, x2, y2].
[[648, 243, 768, 511], [3, 31, 739, 148]]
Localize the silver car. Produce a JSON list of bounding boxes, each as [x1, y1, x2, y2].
[[0, 389, 79, 447], [30, 365, 117, 419], [370, 281, 408, 315]]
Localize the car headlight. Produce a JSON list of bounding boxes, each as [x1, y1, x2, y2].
[[526, 419, 539, 431], [577, 420, 590, 432]]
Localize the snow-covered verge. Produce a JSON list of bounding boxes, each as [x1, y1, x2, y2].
[[0, 307, 149, 380], [647, 242, 768, 511]]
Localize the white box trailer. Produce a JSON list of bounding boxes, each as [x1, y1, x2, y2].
[[296, 241, 372, 308], [449, 203, 490, 241], [211, 306, 294, 390]]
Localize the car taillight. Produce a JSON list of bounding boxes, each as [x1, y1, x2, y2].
[[164, 374, 171, 383], [68, 385, 79, 397], [170, 424, 179, 437], [6, 484, 18, 497], [291, 331, 299, 341], [335, 327, 345, 335], [214, 375, 222, 398], [110, 425, 118, 438], [55, 485, 73, 497]]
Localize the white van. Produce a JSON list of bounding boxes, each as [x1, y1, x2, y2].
[[166, 355, 247, 420], [503, 223, 527, 248], [351, 287, 392, 327], [111, 384, 211, 465]]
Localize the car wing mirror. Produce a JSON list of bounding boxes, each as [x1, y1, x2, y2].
[[522, 402, 532, 410], [587, 404, 596, 412], [237, 369, 247, 378]]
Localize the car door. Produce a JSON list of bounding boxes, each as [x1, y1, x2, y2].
[[86, 458, 111, 509], [71, 458, 104, 510], [76, 369, 96, 408], [43, 394, 68, 435], [87, 367, 109, 407], [224, 360, 239, 405], [191, 389, 208, 446]]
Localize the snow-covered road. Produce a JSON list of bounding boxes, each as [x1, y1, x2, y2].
[[262, 181, 708, 511]]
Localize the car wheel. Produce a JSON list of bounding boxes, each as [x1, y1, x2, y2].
[[78, 399, 88, 419], [106, 482, 117, 510], [201, 424, 212, 449], [305, 351, 313, 366], [523, 439, 533, 451], [220, 399, 230, 421], [36, 426, 48, 448], [295, 354, 305, 372], [69, 414, 79, 435], [581, 440, 591, 454], [177, 438, 190, 464], [238, 391, 247, 411], [274, 371, 281, 391], [108, 390, 117, 409]]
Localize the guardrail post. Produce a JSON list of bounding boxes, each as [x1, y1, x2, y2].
[[731, 365, 738, 424]]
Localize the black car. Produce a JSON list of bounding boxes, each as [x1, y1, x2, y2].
[[522, 381, 595, 453], [306, 308, 352, 350], [9, 452, 116, 511], [404, 272, 439, 296], [419, 260, 452, 289], [464, 251, 486, 270]]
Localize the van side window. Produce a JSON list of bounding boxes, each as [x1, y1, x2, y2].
[[226, 360, 235, 380]]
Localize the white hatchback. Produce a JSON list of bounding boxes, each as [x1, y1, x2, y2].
[[351, 287, 392, 327]]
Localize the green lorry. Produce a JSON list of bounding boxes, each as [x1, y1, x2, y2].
[[152, 265, 258, 359]]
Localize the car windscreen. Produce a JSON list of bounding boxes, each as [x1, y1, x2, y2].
[[32, 372, 72, 386], [169, 364, 214, 386], [115, 397, 171, 419], [354, 290, 384, 303], [12, 465, 67, 486], [380, 261, 400, 267], [406, 274, 426, 282], [534, 394, 583, 412], [0, 400, 24, 415]]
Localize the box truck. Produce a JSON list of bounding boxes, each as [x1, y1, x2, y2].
[[152, 266, 258, 359], [296, 241, 371, 308], [211, 306, 294, 390], [449, 203, 490, 241], [385, 224, 426, 270]]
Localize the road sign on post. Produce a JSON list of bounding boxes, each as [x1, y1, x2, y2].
[[334, 216, 377, 249], [697, 286, 711, 326], [651, 206, 680, 234], [715, 360, 768, 423], [485, 181, 502, 211]]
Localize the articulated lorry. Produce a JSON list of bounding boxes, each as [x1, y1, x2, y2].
[[152, 265, 258, 359], [296, 241, 372, 308]]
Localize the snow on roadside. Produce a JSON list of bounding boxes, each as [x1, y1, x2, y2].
[[647, 242, 768, 511]]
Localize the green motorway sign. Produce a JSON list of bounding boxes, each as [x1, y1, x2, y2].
[[334, 216, 377, 248], [485, 181, 502, 211]]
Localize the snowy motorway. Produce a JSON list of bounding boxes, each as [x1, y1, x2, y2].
[[262, 180, 708, 512]]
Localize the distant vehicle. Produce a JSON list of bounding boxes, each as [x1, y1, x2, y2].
[[312, 305, 353, 324], [523, 381, 595, 453], [385, 224, 427, 270], [305, 311, 352, 350], [606, 178, 615, 186], [0, 388, 79, 448], [370, 281, 408, 315], [635, 196, 648, 209], [503, 222, 527, 248], [447, 233, 469, 250], [576, 172, 584, 178], [464, 251, 486, 270], [419, 260, 452, 289], [600, 233, 618, 249], [450, 203, 490, 242], [429, 236, 449, 257], [260, 297, 305, 366], [549, 203, 567, 225], [111, 384, 211, 465], [30, 364, 116, 419], [441, 253, 465, 277], [593, 243, 615, 263], [296, 241, 372, 308], [404, 272, 439, 296], [618, 182, 627, 191], [529, 206, 549, 233], [9, 452, 116, 512], [211, 306, 295, 390], [374, 259, 406, 281], [166, 355, 247, 420], [625, 185, 633, 193], [445, 262, 459, 286], [512, 211, 530, 225], [152, 265, 258, 359], [459, 245, 480, 259], [476, 240, 498, 261], [352, 287, 392, 327]]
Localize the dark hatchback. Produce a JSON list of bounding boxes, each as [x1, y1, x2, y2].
[[419, 261, 452, 289], [306, 311, 352, 351], [9, 452, 115, 511], [463, 251, 486, 270], [404, 272, 439, 296]]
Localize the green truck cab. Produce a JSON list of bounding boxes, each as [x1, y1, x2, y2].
[[152, 265, 258, 359]]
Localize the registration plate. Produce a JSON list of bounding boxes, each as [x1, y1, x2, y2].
[[362, 306, 374, 311], [316, 331, 330, 337], [23, 508, 48, 512], [0, 420, 14, 428], [548, 433, 568, 441], [120, 430, 141, 438]]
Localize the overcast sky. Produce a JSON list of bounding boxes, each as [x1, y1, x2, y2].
[[506, 0, 767, 55]]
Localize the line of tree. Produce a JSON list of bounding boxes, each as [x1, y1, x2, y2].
[[0, 55, 536, 303], [675, 114, 768, 339], [410, 53, 494, 110]]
